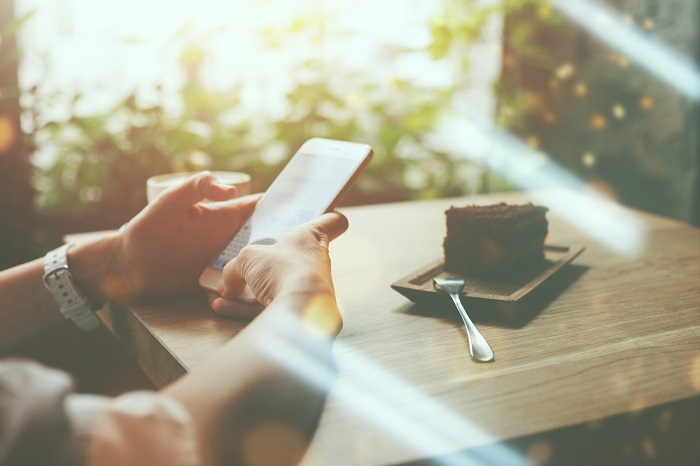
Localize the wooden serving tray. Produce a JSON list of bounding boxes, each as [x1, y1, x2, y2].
[[391, 245, 585, 304]]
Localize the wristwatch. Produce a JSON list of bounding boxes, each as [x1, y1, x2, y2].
[[43, 243, 101, 331]]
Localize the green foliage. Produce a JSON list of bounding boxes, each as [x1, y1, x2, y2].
[[24, 1, 518, 221], [421, 0, 547, 193], [19, 0, 690, 227], [31, 67, 252, 220], [428, 1, 500, 63]]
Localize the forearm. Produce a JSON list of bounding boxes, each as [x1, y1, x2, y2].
[[0, 235, 123, 353], [0, 259, 63, 352], [164, 291, 340, 465]]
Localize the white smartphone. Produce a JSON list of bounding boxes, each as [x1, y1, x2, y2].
[[199, 137, 373, 301]]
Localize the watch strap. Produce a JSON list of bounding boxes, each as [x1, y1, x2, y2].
[[43, 243, 100, 331]]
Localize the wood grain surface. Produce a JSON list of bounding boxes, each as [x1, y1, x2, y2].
[[96, 190, 700, 466]]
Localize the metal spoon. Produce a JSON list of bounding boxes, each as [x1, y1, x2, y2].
[[434, 277, 494, 362]]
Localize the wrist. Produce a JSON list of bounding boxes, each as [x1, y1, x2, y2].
[[67, 233, 132, 306], [276, 274, 335, 305], [274, 280, 341, 338]]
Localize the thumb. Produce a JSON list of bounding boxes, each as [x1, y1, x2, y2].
[[304, 211, 349, 244]]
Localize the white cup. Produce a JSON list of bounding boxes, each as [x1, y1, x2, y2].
[[146, 171, 252, 204]]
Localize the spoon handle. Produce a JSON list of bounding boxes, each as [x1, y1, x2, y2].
[[448, 293, 494, 362]]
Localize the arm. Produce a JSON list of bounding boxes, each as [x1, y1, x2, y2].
[[0, 258, 62, 351], [1, 171, 348, 465], [0, 238, 118, 352], [0, 172, 259, 353], [165, 212, 348, 465]]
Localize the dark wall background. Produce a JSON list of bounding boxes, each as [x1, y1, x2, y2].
[[0, 0, 35, 270], [500, 0, 699, 226]]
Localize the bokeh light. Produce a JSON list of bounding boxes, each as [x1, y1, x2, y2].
[[242, 420, 307, 466], [691, 354, 700, 391], [301, 293, 342, 338], [527, 440, 553, 465], [0, 115, 16, 154]]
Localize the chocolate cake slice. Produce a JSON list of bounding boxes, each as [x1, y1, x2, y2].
[[443, 203, 548, 280]]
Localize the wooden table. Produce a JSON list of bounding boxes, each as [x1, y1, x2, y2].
[[93, 190, 700, 465]]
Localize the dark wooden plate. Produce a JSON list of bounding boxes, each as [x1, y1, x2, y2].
[[391, 245, 585, 304]]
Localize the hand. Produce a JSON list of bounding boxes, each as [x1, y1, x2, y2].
[[106, 172, 259, 301], [209, 212, 349, 318]]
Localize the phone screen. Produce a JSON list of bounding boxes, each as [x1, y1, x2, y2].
[[210, 151, 361, 271]]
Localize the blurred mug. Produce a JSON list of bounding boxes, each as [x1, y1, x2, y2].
[[146, 171, 252, 204]]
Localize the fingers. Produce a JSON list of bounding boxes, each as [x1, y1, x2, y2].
[[218, 212, 347, 297], [163, 171, 238, 206], [203, 180, 239, 202], [160, 173, 263, 228], [205, 193, 262, 219], [213, 211, 347, 315], [206, 291, 262, 320], [218, 252, 250, 299]]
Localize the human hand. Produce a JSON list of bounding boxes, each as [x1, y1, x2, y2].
[[209, 212, 349, 318], [102, 172, 259, 301]]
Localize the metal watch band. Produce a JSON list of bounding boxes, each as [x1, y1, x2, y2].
[[43, 243, 100, 331]]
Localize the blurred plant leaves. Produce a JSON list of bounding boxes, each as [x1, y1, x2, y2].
[[21, 0, 515, 220]]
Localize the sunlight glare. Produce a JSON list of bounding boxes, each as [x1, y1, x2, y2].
[[259, 309, 530, 466], [554, 0, 700, 101], [301, 293, 343, 338], [441, 112, 645, 256]]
